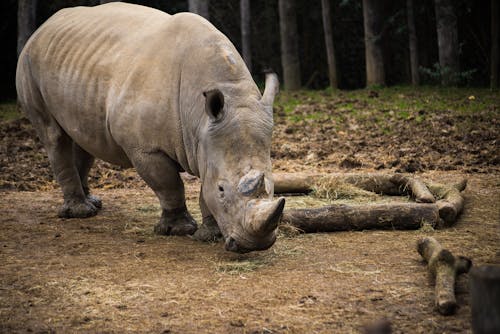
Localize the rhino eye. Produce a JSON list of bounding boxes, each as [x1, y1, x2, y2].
[[218, 185, 224, 193]]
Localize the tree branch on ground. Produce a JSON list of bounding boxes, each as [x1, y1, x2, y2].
[[417, 237, 472, 315]]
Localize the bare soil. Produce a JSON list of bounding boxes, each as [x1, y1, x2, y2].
[[0, 88, 499, 333], [1, 173, 498, 333]]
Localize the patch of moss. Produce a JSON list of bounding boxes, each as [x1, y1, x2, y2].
[[0, 102, 20, 121]]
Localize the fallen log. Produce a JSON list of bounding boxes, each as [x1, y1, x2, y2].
[[281, 203, 439, 233], [426, 180, 467, 226], [273, 172, 315, 194], [323, 173, 401, 195], [391, 174, 435, 203], [417, 237, 472, 315], [274, 172, 467, 226], [273, 172, 399, 194], [273, 172, 436, 202]]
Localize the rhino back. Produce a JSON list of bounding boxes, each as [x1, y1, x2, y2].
[[17, 3, 180, 166], [18, 3, 260, 173]]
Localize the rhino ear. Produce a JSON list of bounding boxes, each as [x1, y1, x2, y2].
[[261, 72, 279, 109], [203, 89, 225, 122]]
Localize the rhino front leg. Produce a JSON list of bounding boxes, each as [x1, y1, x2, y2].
[[193, 188, 223, 242], [130, 151, 197, 236], [73, 143, 102, 209]]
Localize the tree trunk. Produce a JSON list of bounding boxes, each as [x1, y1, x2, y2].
[[17, 0, 38, 58], [434, 0, 459, 85], [491, 0, 499, 89], [188, 0, 209, 20], [362, 0, 385, 86], [240, 0, 252, 73], [283, 203, 439, 233], [321, 0, 338, 89], [407, 0, 420, 85], [278, 0, 301, 91]]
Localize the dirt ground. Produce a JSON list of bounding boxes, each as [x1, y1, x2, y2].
[[0, 172, 498, 333], [0, 88, 499, 333]]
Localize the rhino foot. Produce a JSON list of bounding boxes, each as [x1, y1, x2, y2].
[[193, 216, 223, 242], [154, 208, 198, 236], [58, 199, 98, 218], [87, 194, 102, 209]]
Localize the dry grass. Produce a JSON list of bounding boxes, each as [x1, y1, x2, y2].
[[215, 257, 271, 275], [282, 195, 331, 208], [418, 220, 436, 233], [312, 176, 380, 201], [277, 223, 303, 237]]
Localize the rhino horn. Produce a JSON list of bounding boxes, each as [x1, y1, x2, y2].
[[237, 170, 265, 196], [246, 197, 285, 235], [261, 72, 279, 109]]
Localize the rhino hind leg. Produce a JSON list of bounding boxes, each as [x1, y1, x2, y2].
[[24, 107, 97, 218], [73, 143, 102, 209], [130, 151, 197, 236]]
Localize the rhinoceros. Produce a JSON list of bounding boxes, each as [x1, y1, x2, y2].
[[16, 2, 285, 253]]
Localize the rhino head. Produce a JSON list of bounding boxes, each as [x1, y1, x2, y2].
[[198, 73, 284, 253]]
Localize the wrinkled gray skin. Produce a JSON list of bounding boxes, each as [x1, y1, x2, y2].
[[16, 3, 284, 253]]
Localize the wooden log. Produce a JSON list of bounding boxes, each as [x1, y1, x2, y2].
[[417, 237, 472, 315], [281, 203, 439, 233], [470, 265, 500, 333], [426, 179, 467, 226], [341, 173, 401, 195], [273, 172, 315, 194], [273, 172, 401, 195], [273, 172, 467, 227], [390, 174, 435, 203], [273, 172, 437, 202]]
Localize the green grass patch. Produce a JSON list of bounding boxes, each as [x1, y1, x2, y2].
[[275, 85, 499, 125], [397, 110, 411, 120], [276, 95, 301, 115], [305, 112, 327, 120], [0, 102, 20, 121]]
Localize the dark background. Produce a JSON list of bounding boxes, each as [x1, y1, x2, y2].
[[0, 0, 494, 101]]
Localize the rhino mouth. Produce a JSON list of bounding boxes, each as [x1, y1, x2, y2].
[[224, 233, 277, 254], [222, 197, 284, 253]]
